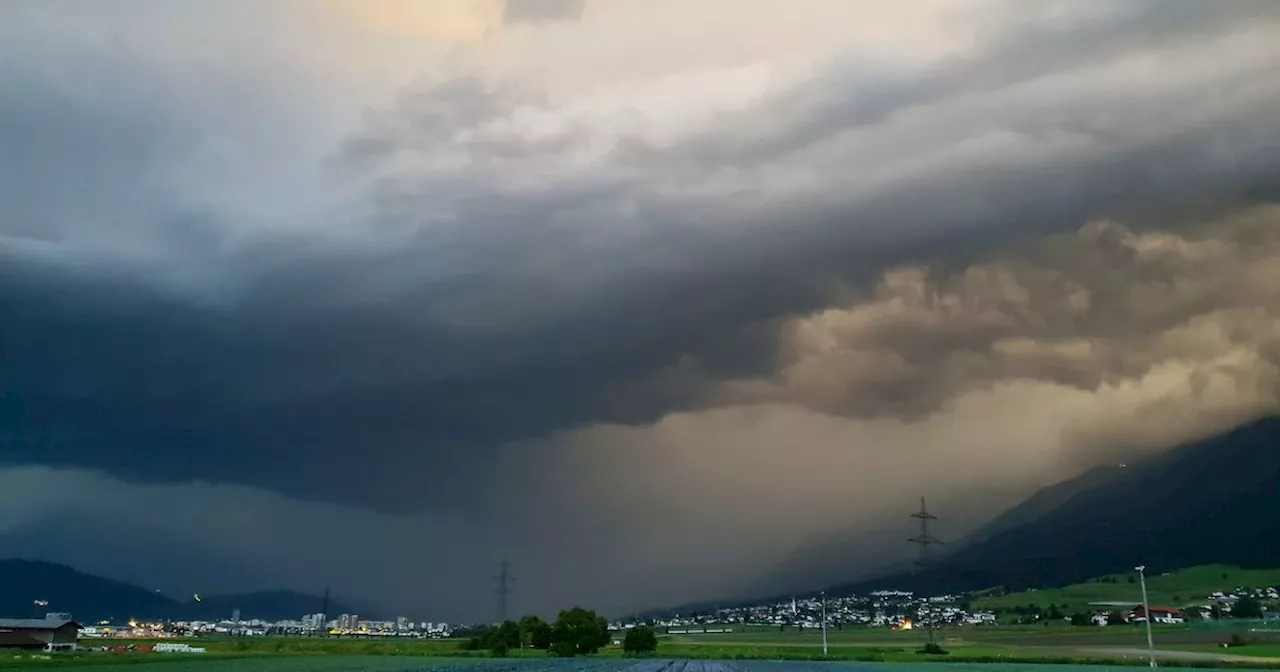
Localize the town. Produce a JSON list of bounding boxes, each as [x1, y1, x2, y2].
[[0, 580, 1260, 654]]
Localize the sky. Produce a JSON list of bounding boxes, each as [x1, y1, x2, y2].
[[2, 0, 1280, 622]]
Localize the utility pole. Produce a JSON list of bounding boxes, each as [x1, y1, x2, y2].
[[1136, 565, 1157, 669], [494, 559, 515, 624], [820, 591, 828, 656]]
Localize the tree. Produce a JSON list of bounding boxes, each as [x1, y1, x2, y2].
[[1234, 596, 1264, 620], [1047, 605, 1065, 621], [1070, 612, 1093, 626], [519, 615, 553, 649], [622, 625, 658, 656], [550, 606, 610, 656], [492, 620, 521, 650]]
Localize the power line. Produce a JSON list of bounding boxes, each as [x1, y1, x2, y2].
[[494, 559, 515, 623]]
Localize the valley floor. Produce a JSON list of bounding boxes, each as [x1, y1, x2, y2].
[[5, 626, 1280, 672]]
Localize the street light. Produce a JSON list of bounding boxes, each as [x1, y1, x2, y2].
[[820, 591, 828, 656], [1136, 565, 1157, 669]]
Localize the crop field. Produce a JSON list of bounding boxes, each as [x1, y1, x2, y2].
[[4, 660, 1280, 672], [657, 622, 1280, 665], [6, 623, 1280, 672], [7, 655, 1280, 670]]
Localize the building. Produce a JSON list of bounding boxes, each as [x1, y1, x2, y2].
[[302, 613, 327, 630], [0, 614, 81, 651], [1132, 606, 1185, 624]]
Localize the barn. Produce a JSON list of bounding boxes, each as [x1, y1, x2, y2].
[[0, 615, 81, 651]]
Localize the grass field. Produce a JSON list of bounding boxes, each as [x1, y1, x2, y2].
[[2, 658, 1280, 672], [973, 565, 1280, 614], [0, 655, 470, 671], [662, 621, 1280, 663], [4, 619, 1280, 671], [7, 656, 1280, 672]]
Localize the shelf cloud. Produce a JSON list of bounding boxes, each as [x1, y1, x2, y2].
[[2, 0, 1279, 620]]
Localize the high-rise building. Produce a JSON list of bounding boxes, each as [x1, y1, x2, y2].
[[302, 613, 327, 630], [337, 614, 360, 631], [231, 609, 241, 623], [395, 616, 409, 631]]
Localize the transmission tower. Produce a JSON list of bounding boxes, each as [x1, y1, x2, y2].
[[907, 497, 944, 644], [908, 496, 942, 569], [320, 585, 330, 637], [494, 559, 515, 623]]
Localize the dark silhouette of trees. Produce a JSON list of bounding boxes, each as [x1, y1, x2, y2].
[[622, 625, 658, 655], [519, 615, 552, 649], [550, 606, 610, 656], [1234, 596, 1264, 619]]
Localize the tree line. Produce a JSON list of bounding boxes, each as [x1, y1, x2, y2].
[[460, 606, 657, 657]]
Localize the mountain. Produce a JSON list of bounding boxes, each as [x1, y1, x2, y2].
[[959, 464, 1127, 546], [0, 559, 177, 622], [0, 559, 362, 622], [831, 415, 1280, 596]]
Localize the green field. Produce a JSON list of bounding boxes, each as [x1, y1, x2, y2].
[[0, 655, 460, 671], [973, 565, 1280, 614], [662, 621, 1280, 664], [3, 607, 1280, 672]]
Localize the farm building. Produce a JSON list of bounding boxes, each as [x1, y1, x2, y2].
[[0, 614, 81, 651], [1132, 606, 1185, 624]]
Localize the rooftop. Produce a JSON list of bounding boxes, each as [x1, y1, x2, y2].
[[0, 618, 79, 630]]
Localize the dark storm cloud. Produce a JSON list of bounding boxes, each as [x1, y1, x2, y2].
[[3, 0, 1280, 521]]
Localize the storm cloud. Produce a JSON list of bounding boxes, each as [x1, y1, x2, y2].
[[2, 0, 1280, 620]]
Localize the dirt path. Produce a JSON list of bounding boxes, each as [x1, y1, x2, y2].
[[1071, 646, 1279, 664]]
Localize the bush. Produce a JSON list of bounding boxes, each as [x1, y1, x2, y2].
[[919, 642, 949, 655], [623, 625, 658, 656], [490, 640, 510, 657]]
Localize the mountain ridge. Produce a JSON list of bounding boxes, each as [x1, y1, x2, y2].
[[827, 415, 1280, 597], [0, 559, 365, 622]]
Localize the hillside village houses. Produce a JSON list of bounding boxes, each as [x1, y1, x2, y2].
[[639, 582, 1278, 632], [1085, 585, 1280, 626]]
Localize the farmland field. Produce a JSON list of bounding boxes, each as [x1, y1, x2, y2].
[[3, 660, 1280, 672], [6, 623, 1280, 672], [655, 621, 1280, 665]]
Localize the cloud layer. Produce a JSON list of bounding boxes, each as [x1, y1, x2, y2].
[[2, 0, 1280, 619]]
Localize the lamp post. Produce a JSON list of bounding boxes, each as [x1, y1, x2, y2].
[[1136, 565, 1157, 669], [820, 591, 828, 656]]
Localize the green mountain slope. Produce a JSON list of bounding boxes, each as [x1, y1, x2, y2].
[[974, 564, 1280, 614]]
